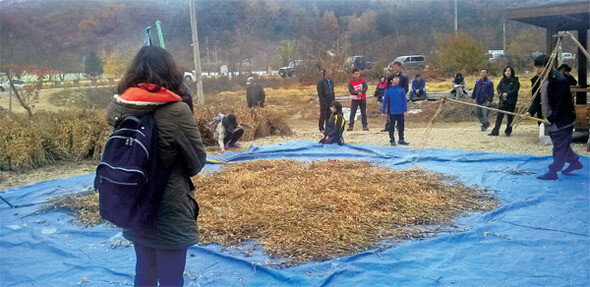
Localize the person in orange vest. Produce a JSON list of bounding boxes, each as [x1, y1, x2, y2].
[[347, 68, 369, 131]]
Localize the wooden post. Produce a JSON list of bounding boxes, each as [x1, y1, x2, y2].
[[189, 0, 204, 106], [577, 29, 587, 105], [8, 69, 12, 113]]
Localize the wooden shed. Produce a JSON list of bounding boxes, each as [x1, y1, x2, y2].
[[507, 0, 590, 131]]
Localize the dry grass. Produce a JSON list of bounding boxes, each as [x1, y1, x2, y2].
[[0, 110, 110, 171], [194, 159, 498, 266], [38, 159, 497, 267], [193, 104, 292, 146], [38, 190, 103, 227]]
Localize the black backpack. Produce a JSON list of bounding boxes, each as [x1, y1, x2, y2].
[[94, 114, 168, 228]]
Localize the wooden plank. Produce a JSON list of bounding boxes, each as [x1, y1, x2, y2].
[[574, 104, 590, 129], [506, 4, 589, 20]]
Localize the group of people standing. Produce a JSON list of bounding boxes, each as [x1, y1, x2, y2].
[[317, 61, 415, 146], [469, 55, 582, 180]]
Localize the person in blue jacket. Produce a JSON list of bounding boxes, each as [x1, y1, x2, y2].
[[409, 74, 427, 101], [470, 69, 494, 131], [381, 74, 409, 146]]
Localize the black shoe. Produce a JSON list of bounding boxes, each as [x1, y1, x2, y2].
[[398, 140, 409, 145], [390, 142, 396, 146], [363, 127, 369, 131], [537, 171, 558, 180], [481, 123, 490, 131], [562, 161, 583, 174], [488, 132, 499, 136], [380, 128, 388, 132], [505, 127, 512, 136], [346, 127, 353, 131]]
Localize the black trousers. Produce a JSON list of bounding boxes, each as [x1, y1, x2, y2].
[[388, 114, 405, 143], [491, 103, 516, 134], [548, 125, 579, 173], [349, 99, 367, 128], [223, 128, 244, 145], [319, 101, 331, 131]]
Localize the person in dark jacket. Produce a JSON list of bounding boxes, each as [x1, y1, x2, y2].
[[246, 77, 266, 108], [347, 68, 369, 131], [382, 61, 409, 132], [381, 74, 409, 146], [409, 74, 427, 101], [558, 64, 578, 86], [470, 69, 494, 131], [374, 76, 387, 103], [317, 69, 335, 132], [532, 55, 583, 180], [489, 66, 520, 136], [320, 101, 345, 145], [528, 72, 543, 125], [106, 46, 207, 286]]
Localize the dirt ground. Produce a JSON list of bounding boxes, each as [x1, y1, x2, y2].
[[1, 116, 587, 190]]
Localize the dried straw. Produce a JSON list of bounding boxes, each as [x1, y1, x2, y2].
[[40, 159, 498, 266], [194, 159, 498, 266]]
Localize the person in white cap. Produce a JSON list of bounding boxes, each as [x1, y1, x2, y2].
[[246, 76, 266, 108]]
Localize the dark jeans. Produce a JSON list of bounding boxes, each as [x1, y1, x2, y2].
[[388, 114, 405, 143], [548, 125, 579, 173], [223, 128, 244, 146], [319, 101, 331, 131], [409, 89, 427, 101], [475, 106, 489, 126], [134, 243, 188, 286], [349, 99, 367, 128], [491, 104, 516, 135]]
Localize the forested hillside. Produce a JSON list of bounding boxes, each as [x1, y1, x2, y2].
[[1, 0, 556, 76]]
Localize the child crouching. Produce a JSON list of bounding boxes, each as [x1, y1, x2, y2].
[[320, 101, 346, 145], [382, 74, 409, 146]]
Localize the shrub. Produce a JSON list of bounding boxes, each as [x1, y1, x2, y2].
[[0, 110, 109, 171], [431, 32, 488, 75]]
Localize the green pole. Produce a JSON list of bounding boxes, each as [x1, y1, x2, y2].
[[155, 20, 165, 49]]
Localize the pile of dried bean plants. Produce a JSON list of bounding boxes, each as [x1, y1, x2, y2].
[[194, 159, 498, 266], [40, 159, 498, 266]]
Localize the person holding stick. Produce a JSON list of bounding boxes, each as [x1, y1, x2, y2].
[[489, 66, 519, 136], [530, 55, 583, 180]]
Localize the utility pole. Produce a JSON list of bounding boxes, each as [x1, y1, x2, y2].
[[454, 0, 458, 34], [503, 18, 506, 51], [189, 0, 204, 106]]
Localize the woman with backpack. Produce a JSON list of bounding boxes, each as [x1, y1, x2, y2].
[[105, 45, 206, 286]]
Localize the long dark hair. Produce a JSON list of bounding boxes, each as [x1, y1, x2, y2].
[[222, 114, 238, 132], [117, 46, 184, 95], [502, 66, 516, 79], [330, 100, 343, 115]]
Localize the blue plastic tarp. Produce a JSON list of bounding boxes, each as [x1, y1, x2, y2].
[[1, 141, 589, 286]]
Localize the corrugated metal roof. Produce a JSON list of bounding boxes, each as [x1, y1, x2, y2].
[[508, 0, 589, 10]]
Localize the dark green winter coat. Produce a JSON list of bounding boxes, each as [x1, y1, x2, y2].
[[106, 87, 206, 250]]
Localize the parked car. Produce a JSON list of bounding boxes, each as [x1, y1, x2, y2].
[[561, 52, 575, 60], [343, 56, 373, 72], [388, 55, 426, 70], [0, 79, 25, 92], [278, 60, 315, 78], [184, 71, 196, 82]]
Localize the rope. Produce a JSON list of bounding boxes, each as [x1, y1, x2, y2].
[[513, 36, 562, 129], [444, 97, 544, 122], [413, 98, 445, 164], [564, 31, 590, 60]]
